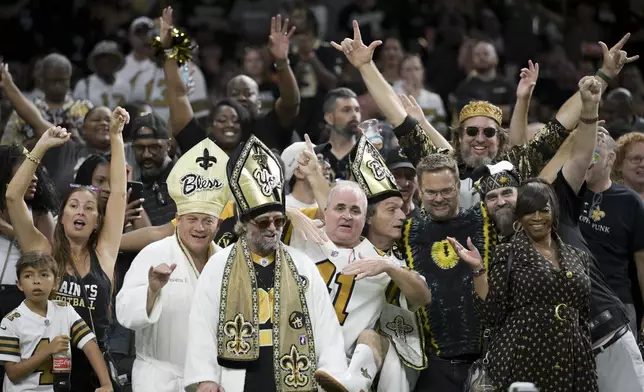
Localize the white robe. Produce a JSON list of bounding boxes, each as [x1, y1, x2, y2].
[[183, 244, 348, 392], [116, 236, 220, 392]]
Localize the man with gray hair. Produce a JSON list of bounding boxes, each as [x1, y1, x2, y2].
[[1, 54, 93, 148]]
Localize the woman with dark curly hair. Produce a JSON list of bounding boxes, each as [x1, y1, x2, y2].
[[0, 144, 59, 313]]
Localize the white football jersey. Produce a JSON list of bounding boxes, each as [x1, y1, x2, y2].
[[0, 301, 95, 392], [129, 64, 209, 123], [73, 74, 131, 109], [290, 232, 406, 355], [115, 53, 155, 90]]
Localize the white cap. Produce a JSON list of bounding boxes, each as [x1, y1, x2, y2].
[[281, 142, 314, 182]]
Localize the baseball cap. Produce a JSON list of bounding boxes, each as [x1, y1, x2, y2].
[[281, 142, 315, 182], [130, 16, 155, 35], [131, 112, 169, 140], [385, 148, 415, 171], [88, 40, 124, 73]]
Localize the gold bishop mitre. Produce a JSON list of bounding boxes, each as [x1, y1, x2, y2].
[[349, 136, 401, 204], [227, 135, 285, 220], [167, 138, 231, 217], [458, 100, 503, 126]]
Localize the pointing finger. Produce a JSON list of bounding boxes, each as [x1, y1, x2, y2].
[[330, 41, 343, 51], [367, 40, 383, 51], [612, 33, 631, 51], [304, 134, 314, 152], [598, 41, 609, 57], [352, 20, 362, 42]]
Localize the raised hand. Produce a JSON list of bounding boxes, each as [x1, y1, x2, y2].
[[36, 126, 71, 150], [159, 6, 174, 48], [268, 14, 296, 61], [331, 20, 382, 69], [110, 106, 130, 135], [447, 236, 483, 270], [148, 263, 177, 293], [285, 207, 329, 245], [399, 94, 425, 123], [516, 60, 539, 100], [296, 134, 320, 178], [0, 63, 13, 88], [579, 76, 602, 105], [599, 33, 639, 79]]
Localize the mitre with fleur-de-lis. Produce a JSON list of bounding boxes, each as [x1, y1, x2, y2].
[[226, 134, 285, 220], [348, 135, 401, 204], [167, 137, 231, 217]]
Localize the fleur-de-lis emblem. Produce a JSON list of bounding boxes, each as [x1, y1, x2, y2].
[[196, 148, 217, 169], [361, 367, 372, 380], [224, 314, 254, 355], [279, 345, 311, 388], [591, 207, 605, 222], [386, 315, 413, 342]]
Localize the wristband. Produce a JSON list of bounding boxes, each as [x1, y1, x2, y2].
[[580, 116, 599, 125], [472, 266, 487, 277], [596, 69, 611, 83], [22, 147, 41, 165]]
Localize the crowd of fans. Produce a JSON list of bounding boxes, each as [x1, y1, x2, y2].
[[1, 0, 644, 391]]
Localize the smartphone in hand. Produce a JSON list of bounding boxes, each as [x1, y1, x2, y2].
[[127, 181, 144, 217]]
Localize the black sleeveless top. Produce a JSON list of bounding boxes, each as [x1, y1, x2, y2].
[[54, 251, 111, 391]]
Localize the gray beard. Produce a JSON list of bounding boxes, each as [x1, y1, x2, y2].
[[461, 149, 493, 168], [493, 209, 515, 236]]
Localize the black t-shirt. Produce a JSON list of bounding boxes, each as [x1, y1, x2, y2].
[[552, 170, 630, 340], [314, 142, 351, 181], [454, 76, 515, 113], [140, 163, 177, 226], [175, 112, 292, 155], [578, 183, 644, 304], [243, 256, 276, 392]]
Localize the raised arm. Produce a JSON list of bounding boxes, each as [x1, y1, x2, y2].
[[0, 63, 53, 137], [6, 127, 70, 253], [269, 15, 301, 128], [398, 94, 452, 152], [159, 7, 195, 136], [556, 34, 638, 130], [509, 60, 539, 146], [331, 21, 406, 127], [561, 77, 600, 194], [119, 221, 175, 252], [96, 107, 129, 278]]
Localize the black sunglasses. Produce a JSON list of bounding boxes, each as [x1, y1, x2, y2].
[[465, 126, 497, 138], [251, 215, 288, 230]]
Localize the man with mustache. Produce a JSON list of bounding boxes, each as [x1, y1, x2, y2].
[[130, 112, 177, 225], [313, 87, 362, 181], [183, 135, 349, 392]]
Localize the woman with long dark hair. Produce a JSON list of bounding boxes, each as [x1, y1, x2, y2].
[[5, 107, 129, 392], [450, 180, 597, 391]]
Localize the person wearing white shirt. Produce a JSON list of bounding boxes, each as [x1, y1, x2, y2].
[[116, 137, 232, 392], [393, 55, 447, 136], [116, 17, 156, 89], [73, 41, 131, 109]]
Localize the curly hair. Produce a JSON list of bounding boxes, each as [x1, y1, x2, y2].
[[612, 132, 644, 182], [450, 124, 509, 166], [0, 145, 59, 214], [613, 132, 644, 182]]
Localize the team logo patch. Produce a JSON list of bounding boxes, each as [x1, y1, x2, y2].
[[386, 315, 414, 343], [289, 311, 305, 330]]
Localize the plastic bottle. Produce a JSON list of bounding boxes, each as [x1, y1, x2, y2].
[[52, 345, 72, 392]]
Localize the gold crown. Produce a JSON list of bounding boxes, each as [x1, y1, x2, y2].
[[227, 135, 285, 220], [349, 136, 400, 203], [458, 101, 503, 126], [167, 138, 231, 217]]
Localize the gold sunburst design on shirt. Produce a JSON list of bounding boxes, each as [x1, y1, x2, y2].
[[458, 100, 503, 126], [431, 240, 459, 270]]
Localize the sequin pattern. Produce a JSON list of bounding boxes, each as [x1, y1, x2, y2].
[[475, 233, 598, 391]]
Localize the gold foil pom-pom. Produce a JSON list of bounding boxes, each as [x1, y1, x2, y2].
[[151, 28, 197, 66]]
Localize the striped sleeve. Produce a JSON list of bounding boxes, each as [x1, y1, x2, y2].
[[0, 318, 20, 362], [68, 308, 95, 349]]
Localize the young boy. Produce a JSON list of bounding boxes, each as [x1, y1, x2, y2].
[[0, 252, 113, 392]]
